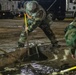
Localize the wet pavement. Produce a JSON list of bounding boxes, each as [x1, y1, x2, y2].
[[0, 19, 76, 75]]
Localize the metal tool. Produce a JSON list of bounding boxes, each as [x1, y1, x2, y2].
[[51, 66, 76, 75], [24, 13, 30, 56], [24, 14, 40, 59]]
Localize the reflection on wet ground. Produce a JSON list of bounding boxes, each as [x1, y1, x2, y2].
[[1, 62, 76, 75], [0, 19, 76, 75]]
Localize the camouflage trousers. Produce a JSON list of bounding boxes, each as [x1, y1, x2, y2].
[[18, 22, 58, 47]]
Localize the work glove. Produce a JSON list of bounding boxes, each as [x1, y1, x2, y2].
[[71, 48, 76, 59]]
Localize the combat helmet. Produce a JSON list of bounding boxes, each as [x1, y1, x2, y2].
[[25, 1, 38, 12]]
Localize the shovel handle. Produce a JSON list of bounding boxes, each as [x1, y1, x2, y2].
[[24, 13, 30, 56]]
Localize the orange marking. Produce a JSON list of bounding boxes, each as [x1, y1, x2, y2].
[[26, 13, 32, 19]]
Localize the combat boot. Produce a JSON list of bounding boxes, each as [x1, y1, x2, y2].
[[50, 43, 61, 54], [52, 44, 61, 48], [18, 42, 24, 48]]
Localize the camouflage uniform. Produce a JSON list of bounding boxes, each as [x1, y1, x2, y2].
[[65, 18, 76, 58], [18, 1, 59, 49]]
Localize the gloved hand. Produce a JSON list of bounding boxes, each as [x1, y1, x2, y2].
[[70, 48, 76, 59], [71, 55, 76, 59]]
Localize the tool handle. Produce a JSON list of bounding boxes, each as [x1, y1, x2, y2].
[[24, 13, 30, 56], [60, 66, 76, 73]]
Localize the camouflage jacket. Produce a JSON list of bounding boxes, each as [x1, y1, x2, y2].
[[65, 21, 76, 47], [24, 1, 46, 30]]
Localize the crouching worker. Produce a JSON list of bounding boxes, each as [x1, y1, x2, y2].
[[65, 18, 76, 59], [18, 1, 60, 53]]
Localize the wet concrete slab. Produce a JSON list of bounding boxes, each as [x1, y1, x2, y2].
[[0, 19, 76, 75]]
